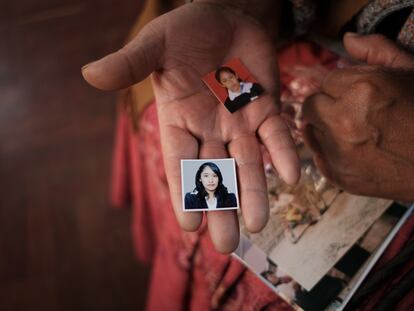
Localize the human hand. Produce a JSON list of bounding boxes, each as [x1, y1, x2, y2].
[[82, 2, 300, 253], [303, 33, 414, 201]]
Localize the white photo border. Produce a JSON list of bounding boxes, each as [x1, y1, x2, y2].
[[181, 158, 240, 212]]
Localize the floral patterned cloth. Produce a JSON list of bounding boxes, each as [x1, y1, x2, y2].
[[289, 0, 414, 51], [357, 0, 414, 51]]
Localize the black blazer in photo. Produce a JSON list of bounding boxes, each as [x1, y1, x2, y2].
[[184, 192, 237, 210], [224, 83, 264, 113]]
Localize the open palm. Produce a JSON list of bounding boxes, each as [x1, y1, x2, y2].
[[82, 2, 299, 253]]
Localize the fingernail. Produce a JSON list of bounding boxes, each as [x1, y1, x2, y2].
[[345, 32, 360, 38], [81, 63, 91, 71]]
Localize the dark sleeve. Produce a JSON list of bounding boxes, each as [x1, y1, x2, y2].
[[250, 83, 264, 98], [219, 193, 238, 208], [224, 96, 251, 113], [184, 193, 197, 210], [228, 193, 237, 207], [224, 97, 238, 113]]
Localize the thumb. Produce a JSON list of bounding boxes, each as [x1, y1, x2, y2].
[[81, 21, 165, 91], [343, 33, 414, 69]]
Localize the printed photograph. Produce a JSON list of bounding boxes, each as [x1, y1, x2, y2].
[[238, 158, 392, 290], [234, 235, 303, 310], [181, 159, 239, 212], [202, 58, 264, 113], [234, 202, 410, 311], [266, 162, 340, 244]]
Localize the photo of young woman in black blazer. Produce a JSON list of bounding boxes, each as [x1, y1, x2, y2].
[[184, 162, 237, 210], [215, 66, 263, 113]]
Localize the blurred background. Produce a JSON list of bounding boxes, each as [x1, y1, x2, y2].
[[0, 1, 150, 310]]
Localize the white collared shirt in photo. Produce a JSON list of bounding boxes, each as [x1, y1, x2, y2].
[[228, 81, 253, 101], [205, 196, 217, 209]]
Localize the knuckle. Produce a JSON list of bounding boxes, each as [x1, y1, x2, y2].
[[368, 34, 389, 45], [321, 70, 338, 90], [347, 78, 385, 111], [337, 114, 359, 136], [351, 79, 378, 98]]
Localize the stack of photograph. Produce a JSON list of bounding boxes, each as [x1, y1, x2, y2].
[[233, 160, 413, 311]]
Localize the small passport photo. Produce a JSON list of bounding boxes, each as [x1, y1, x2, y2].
[[181, 159, 240, 212], [202, 58, 264, 114]]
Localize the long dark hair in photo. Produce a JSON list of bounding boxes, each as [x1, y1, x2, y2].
[[194, 162, 230, 201]]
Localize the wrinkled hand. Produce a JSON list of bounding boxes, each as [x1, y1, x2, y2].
[[303, 33, 414, 201], [82, 2, 300, 253]]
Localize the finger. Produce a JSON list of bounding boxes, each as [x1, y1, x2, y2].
[[305, 127, 339, 184], [314, 151, 359, 194], [228, 135, 269, 233], [258, 115, 300, 185], [306, 124, 355, 181], [302, 93, 336, 131], [343, 33, 414, 69], [304, 90, 377, 145], [304, 121, 370, 195], [82, 20, 165, 91], [161, 125, 203, 231], [199, 140, 240, 254], [302, 124, 324, 156], [231, 20, 278, 94], [313, 153, 335, 185]]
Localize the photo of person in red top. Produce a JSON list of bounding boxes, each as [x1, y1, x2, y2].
[[215, 66, 264, 113], [202, 58, 264, 114]]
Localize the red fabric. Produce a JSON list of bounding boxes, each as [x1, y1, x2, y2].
[[356, 215, 414, 311], [111, 105, 131, 209], [110, 40, 414, 310]]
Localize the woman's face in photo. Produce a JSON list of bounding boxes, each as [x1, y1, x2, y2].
[[200, 166, 219, 192], [219, 71, 241, 92]]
